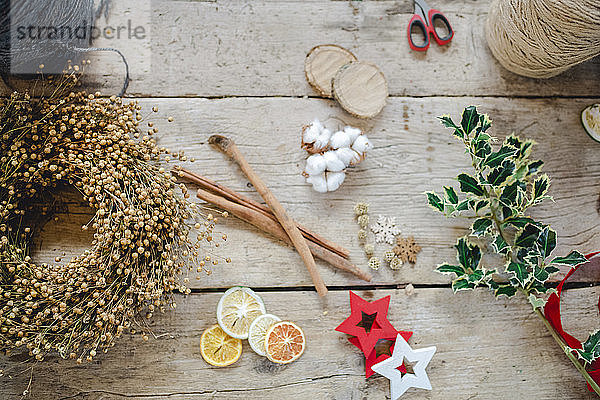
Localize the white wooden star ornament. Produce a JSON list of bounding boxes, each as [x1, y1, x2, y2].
[[371, 333, 436, 399]]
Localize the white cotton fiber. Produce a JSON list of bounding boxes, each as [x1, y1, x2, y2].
[[313, 128, 332, 150], [343, 126, 362, 143], [303, 124, 321, 144], [306, 173, 328, 193], [329, 130, 353, 149], [304, 153, 327, 176], [326, 171, 346, 192], [322, 150, 346, 172], [351, 135, 373, 154], [334, 147, 361, 167]]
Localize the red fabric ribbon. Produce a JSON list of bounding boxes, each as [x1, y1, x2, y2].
[[543, 252, 600, 391]]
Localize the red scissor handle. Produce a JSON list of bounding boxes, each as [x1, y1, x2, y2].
[[407, 8, 454, 51], [407, 14, 429, 51], [428, 9, 453, 45]]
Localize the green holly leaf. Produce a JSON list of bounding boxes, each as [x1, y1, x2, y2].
[[501, 205, 517, 220], [532, 266, 548, 283], [549, 250, 588, 266], [455, 237, 481, 271], [493, 284, 517, 298], [573, 330, 600, 365], [455, 200, 470, 212], [513, 164, 528, 181], [529, 284, 556, 295], [474, 139, 492, 159], [437, 263, 466, 276], [452, 277, 475, 292], [518, 140, 534, 159], [505, 135, 534, 160], [499, 181, 522, 207], [502, 217, 534, 228], [487, 159, 515, 186], [527, 160, 544, 175], [425, 192, 444, 212], [505, 135, 522, 149], [471, 218, 493, 237], [457, 173, 484, 196], [528, 294, 546, 309], [533, 264, 559, 283], [444, 186, 458, 204], [491, 234, 510, 255], [482, 145, 518, 168], [439, 115, 463, 138], [514, 223, 542, 248], [466, 269, 485, 283], [473, 199, 486, 210], [476, 114, 492, 135], [506, 261, 532, 286], [460, 106, 479, 136], [532, 174, 551, 204], [536, 226, 556, 259], [516, 246, 541, 266]]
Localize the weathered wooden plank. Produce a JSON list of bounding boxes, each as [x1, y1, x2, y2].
[[5, 0, 597, 97], [1, 288, 598, 399], [31, 96, 600, 288]]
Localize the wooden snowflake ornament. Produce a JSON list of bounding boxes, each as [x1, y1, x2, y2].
[[371, 215, 401, 244], [393, 236, 421, 263], [371, 334, 436, 399]]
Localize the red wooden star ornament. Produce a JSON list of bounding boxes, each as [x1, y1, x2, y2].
[[349, 329, 413, 378], [335, 291, 400, 357]]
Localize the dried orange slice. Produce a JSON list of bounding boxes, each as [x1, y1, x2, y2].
[[217, 286, 266, 339], [265, 321, 306, 364], [200, 324, 242, 367]]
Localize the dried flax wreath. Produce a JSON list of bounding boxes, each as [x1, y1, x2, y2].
[[0, 75, 227, 364]]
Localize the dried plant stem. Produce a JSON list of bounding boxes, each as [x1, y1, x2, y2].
[[209, 135, 327, 296], [176, 167, 349, 259], [195, 188, 371, 282]]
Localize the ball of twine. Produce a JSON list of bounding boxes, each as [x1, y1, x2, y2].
[[485, 0, 600, 78], [0, 0, 129, 95]]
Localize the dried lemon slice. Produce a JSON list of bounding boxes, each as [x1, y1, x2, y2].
[[248, 313, 281, 356], [265, 321, 306, 364], [582, 104, 600, 143], [217, 286, 266, 339], [200, 324, 242, 367]]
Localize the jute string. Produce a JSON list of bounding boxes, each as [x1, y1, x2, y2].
[[485, 0, 600, 78]]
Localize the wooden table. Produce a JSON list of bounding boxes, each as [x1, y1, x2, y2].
[[2, 0, 600, 398]]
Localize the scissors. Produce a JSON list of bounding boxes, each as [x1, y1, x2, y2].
[[407, 0, 454, 51]]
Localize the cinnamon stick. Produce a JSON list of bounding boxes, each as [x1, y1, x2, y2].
[[176, 168, 350, 260], [196, 188, 372, 282], [209, 135, 328, 297]]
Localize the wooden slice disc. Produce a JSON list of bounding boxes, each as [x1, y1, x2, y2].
[[332, 61, 388, 119], [305, 44, 357, 97]]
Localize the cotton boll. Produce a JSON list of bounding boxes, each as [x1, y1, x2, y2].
[[304, 154, 327, 176], [313, 128, 332, 150], [351, 135, 373, 155], [303, 124, 321, 144], [323, 150, 346, 172], [326, 171, 346, 192], [334, 147, 361, 167], [329, 130, 353, 149], [343, 126, 362, 143], [311, 118, 323, 132], [306, 173, 328, 193]]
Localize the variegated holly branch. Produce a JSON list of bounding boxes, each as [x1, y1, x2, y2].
[[426, 106, 600, 395]]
